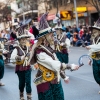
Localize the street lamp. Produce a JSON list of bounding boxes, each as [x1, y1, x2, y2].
[[73, 0, 78, 28]]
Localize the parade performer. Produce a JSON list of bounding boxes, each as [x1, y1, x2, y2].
[[54, 18, 70, 64], [29, 13, 79, 100], [3, 31, 18, 64], [0, 42, 5, 86], [10, 27, 32, 100], [86, 18, 100, 93]]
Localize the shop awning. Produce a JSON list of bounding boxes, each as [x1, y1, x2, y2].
[[18, 10, 38, 17], [38, 14, 56, 21]]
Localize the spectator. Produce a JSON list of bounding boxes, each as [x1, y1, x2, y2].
[[72, 30, 79, 46], [66, 26, 69, 33], [73, 24, 79, 33], [77, 24, 81, 32], [62, 24, 66, 30], [10, 32, 17, 40], [66, 26, 73, 39], [79, 25, 84, 39], [5, 29, 10, 40], [81, 30, 91, 46], [1, 30, 5, 38], [66, 31, 71, 39]]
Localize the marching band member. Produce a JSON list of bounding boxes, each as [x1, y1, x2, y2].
[[29, 13, 79, 100], [10, 27, 32, 100], [86, 20, 100, 93]]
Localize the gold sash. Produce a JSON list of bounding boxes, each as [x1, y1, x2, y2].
[[91, 51, 100, 60], [16, 60, 24, 65], [38, 64, 55, 82]]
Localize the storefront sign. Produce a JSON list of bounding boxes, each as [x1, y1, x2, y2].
[[60, 11, 72, 20], [73, 12, 88, 18], [73, 7, 87, 12]]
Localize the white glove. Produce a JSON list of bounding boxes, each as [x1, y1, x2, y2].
[[64, 76, 69, 84], [70, 64, 79, 71], [64, 76, 69, 81], [60, 43, 64, 46]]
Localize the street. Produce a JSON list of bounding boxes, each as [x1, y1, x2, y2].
[[0, 47, 100, 100]]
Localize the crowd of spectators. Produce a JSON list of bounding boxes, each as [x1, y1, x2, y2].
[[63, 24, 92, 47], [0, 24, 92, 48], [0, 27, 17, 41]]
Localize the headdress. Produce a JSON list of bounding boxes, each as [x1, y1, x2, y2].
[[93, 18, 100, 30], [31, 13, 52, 39], [16, 26, 30, 39], [38, 13, 52, 38], [88, 18, 100, 56], [90, 18, 100, 44]]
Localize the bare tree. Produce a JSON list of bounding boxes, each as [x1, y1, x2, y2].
[[28, 0, 38, 19], [0, 1, 12, 22], [19, 0, 38, 19], [85, 0, 100, 17], [50, 0, 71, 14], [0, 0, 14, 29]]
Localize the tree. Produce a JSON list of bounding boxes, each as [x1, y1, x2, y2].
[[18, 0, 38, 19], [85, 0, 100, 17], [0, 0, 14, 28], [0, 0, 14, 22], [28, 0, 38, 19], [50, 0, 71, 14]]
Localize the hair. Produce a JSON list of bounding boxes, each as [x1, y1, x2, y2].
[[1, 30, 3, 33], [37, 33, 54, 46], [45, 33, 54, 45], [32, 26, 39, 38], [56, 29, 62, 35], [37, 36, 45, 46], [10, 32, 17, 39], [84, 29, 88, 34]]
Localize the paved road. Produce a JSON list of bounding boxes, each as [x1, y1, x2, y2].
[[0, 47, 100, 100]]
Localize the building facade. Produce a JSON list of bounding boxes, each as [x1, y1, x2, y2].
[[38, 0, 98, 27], [10, 0, 38, 27]]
